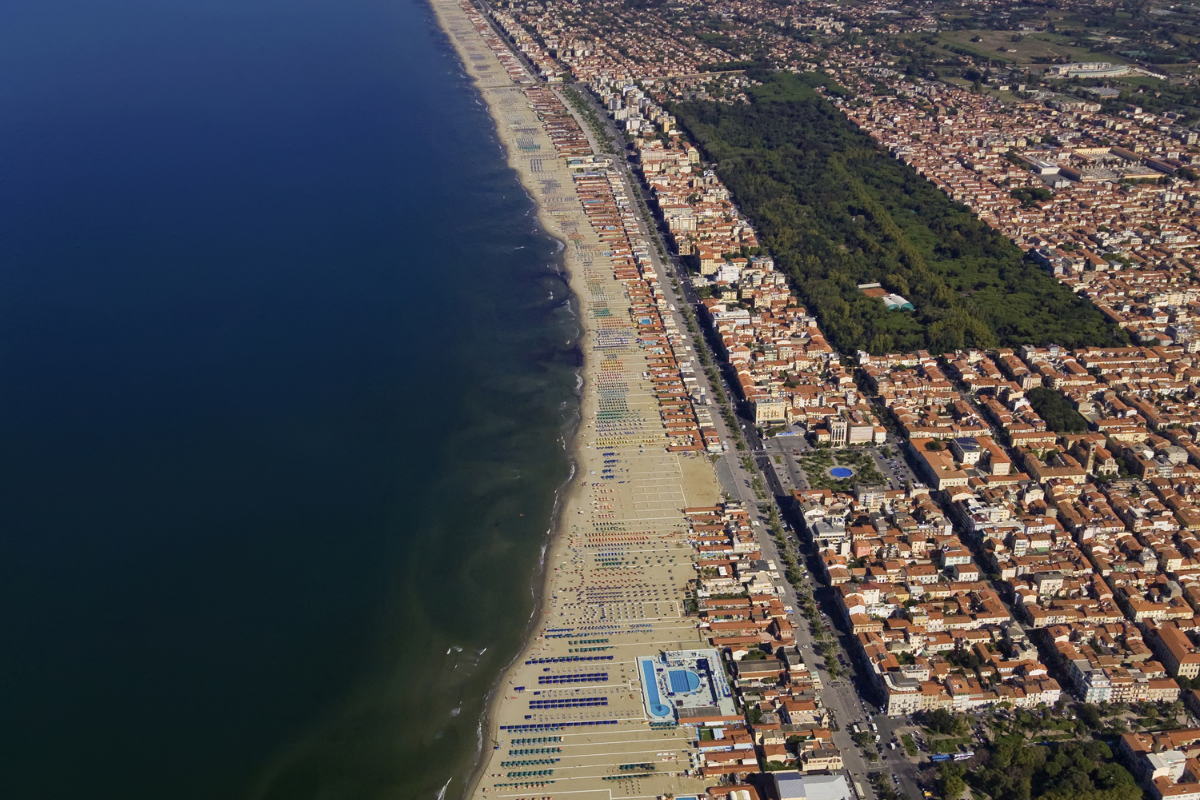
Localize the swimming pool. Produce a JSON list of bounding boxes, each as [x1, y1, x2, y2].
[[667, 669, 701, 694], [830, 466, 853, 478], [637, 657, 673, 722]]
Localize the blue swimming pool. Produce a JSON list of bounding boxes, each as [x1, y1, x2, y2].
[[668, 669, 701, 694], [638, 658, 673, 721], [830, 466, 853, 478]]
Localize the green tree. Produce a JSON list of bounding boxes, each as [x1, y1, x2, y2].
[[1027, 387, 1089, 433], [671, 75, 1123, 355], [938, 763, 967, 798], [926, 708, 966, 735]]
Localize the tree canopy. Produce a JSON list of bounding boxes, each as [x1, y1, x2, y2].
[[1027, 387, 1090, 433], [672, 74, 1125, 355], [925, 708, 969, 736], [967, 739, 1141, 800]]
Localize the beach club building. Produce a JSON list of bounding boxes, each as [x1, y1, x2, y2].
[[637, 649, 741, 726]]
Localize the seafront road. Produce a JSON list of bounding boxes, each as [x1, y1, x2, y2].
[[461, 1, 932, 797]]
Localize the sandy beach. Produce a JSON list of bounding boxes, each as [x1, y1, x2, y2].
[[427, 1, 723, 797]]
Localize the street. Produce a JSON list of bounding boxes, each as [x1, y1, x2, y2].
[[469, 28, 929, 793], [559, 80, 923, 799]]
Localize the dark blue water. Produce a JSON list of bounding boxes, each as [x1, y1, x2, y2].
[[0, 1, 578, 798]]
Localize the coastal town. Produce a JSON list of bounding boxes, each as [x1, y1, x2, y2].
[[438, 0, 1200, 799]]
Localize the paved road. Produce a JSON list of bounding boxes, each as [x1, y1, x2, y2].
[[466, 26, 930, 793], [874, 714, 926, 800], [556, 84, 910, 798]]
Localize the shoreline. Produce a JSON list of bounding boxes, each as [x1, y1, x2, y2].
[[427, 1, 722, 797], [424, 3, 596, 797]]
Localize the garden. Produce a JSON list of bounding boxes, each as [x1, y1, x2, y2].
[[798, 447, 887, 492]]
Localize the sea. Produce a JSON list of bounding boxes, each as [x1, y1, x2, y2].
[[0, 1, 580, 798]]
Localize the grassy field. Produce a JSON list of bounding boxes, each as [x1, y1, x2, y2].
[[1109, 73, 1170, 88], [929, 736, 973, 754], [934, 30, 1129, 65]]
